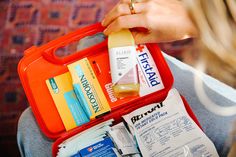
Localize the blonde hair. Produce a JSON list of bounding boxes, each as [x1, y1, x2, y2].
[[183, 0, 236, 87], [182, 1, 236, 156]]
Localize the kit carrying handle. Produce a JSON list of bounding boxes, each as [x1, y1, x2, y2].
[[42, 23, 107, 64]]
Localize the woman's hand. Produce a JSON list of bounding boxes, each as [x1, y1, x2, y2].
[[102, 0, 198, 44]]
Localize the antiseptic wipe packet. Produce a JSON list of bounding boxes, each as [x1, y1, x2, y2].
[[76, 137, 120, 157], [57, 119, 114, 157], [123, 88, 219, 157], [108, 122, 140, 156]]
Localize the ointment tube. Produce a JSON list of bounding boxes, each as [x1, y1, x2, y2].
[[108, 29, 140, 98]]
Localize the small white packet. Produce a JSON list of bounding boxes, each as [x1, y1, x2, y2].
[[108, 122, 140, 156], [57, 119, 114, 157], [57, 135, 106, 157], [59, 119, 114, 147], [123, 88, 219, 157]]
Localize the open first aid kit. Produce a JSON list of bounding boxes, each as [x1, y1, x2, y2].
[[18, 23, 219, 157]]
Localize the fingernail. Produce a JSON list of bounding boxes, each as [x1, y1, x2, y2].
[[103, 28, 108, 35], [101, 19, 105, 26]]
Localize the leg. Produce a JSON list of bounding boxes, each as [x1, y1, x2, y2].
[[17, 107, 53, 157], [164, 53, 236, 157]]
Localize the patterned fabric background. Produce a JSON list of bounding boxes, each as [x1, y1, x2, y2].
[[0, 0, 194, 156]]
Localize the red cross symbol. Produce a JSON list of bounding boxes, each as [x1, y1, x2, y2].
[[136, 45, 145, 52]]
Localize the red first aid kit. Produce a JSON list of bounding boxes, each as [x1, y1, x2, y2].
[[18, 23, 201, 157]]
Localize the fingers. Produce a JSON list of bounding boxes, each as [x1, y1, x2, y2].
[[104, 14, 147, 35], [133, 31, 170, 44], [132, 32, 154, 44], [102, 2, 147, 27]]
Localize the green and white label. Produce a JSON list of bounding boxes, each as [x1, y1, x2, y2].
[[49, 78, 59, 94]]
